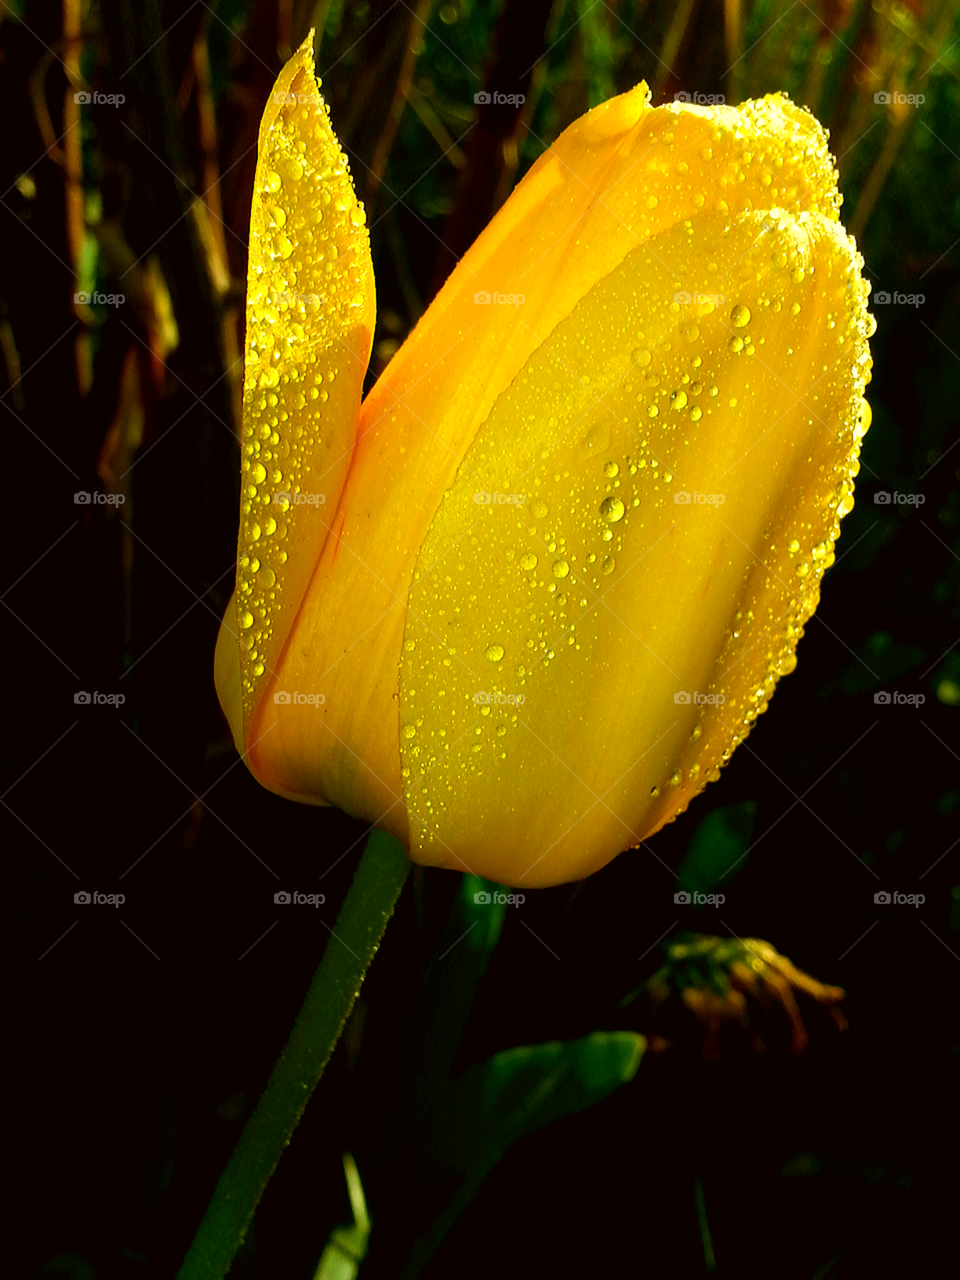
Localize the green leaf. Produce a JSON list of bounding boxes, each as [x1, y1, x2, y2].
[[435, 1031, 644, 1174], [676, 802, 757, 896]]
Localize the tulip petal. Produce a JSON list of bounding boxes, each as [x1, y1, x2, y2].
[[399, 205, 873, 887], [265, 90, 848, 844], [217, 32, 375, 760]]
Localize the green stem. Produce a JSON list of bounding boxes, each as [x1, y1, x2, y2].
[[177, 827, 410, 1280]]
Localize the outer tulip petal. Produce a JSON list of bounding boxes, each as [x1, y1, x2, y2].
[[257, 91, 851, 841], [399, 206, 873, 886], [215, 33, 375, 775]]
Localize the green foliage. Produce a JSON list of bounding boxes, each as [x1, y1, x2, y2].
[[676, 801, 757, 897]]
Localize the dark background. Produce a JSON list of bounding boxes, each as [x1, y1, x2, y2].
[[4, 1, 959, 1276]]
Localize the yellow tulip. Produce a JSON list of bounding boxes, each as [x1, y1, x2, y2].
[[216, 34, 874, 888]]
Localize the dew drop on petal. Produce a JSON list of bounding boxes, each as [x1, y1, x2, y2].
[[730, 303, 752, 328], [600, 496, 625, 523]]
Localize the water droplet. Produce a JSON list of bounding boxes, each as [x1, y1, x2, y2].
[[730, 303, 751, 328], [669, 768, 683, 787], [671, 390, 688, 410], [265, 171, 281, 194], [631, 348, 652, 367], [728, 336, 744, 353], [603, 461, 620, 478], [552, 560, 570, 579], [600, 496, 625, 523], [602, 556, 615, 575], [689, 405, 702, 422], [520, 553, 538, 571], [241, 611, 254, 629], [402, 723, 417, 739], [485, 644, 505, 662]]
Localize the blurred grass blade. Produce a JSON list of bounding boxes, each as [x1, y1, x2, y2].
[[312, 1153, 372, 1280]]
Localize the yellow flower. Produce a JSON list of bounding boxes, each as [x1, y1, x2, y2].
[[216, 34, 874, 888]]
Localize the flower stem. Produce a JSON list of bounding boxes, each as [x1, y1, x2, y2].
[[177, 827, 410, 1280]]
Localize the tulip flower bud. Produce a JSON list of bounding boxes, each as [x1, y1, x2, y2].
[[217, 36, 874, 888]]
